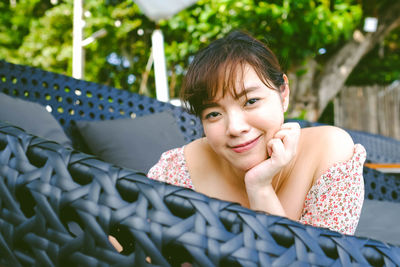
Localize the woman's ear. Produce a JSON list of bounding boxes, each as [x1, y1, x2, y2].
[[281, 74, 290, 112]]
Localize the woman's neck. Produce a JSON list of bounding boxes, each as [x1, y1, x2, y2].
[[220, 156, 246, 187]]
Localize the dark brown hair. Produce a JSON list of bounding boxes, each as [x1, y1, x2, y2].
[[181, 30, 285, 117]]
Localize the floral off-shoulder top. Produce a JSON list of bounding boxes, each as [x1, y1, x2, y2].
[[148, 144, 366, 235]]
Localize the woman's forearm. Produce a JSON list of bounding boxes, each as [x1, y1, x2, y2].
[[247, 185, 287, 217]]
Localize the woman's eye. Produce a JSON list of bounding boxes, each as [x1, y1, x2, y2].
[[205, 111, 220, 119], [245, 98, 259, 106]]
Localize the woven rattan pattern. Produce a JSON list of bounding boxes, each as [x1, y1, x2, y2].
[[347, 130, 400, 164], [1, 122, 400, 266], [363, 168, 400, 203]]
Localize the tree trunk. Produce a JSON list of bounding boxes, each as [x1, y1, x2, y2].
[[287, 58, 318, 120], [287, 1, 400, 122]]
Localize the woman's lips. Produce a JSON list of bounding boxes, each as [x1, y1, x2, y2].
[[230, 135, 261, 153]]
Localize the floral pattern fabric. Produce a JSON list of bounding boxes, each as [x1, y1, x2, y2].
[[147, 144, 366, 235]]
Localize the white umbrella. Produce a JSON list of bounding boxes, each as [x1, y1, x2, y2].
[[134, 0, 198, 22]]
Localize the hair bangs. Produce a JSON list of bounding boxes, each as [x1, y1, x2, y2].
[[205, 59, 248, 104]]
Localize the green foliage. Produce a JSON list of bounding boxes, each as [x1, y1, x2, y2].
[[0, 0, 397, 98], [0, 0, 54, 61], [17, 2, 74, 73], [80, 0, 156, 92], [161, 0, 362, 96]]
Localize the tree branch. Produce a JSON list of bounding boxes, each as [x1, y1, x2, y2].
[[315, 1, 400, 119]]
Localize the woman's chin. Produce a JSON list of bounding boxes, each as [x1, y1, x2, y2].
[[237, 158, 265, 172]]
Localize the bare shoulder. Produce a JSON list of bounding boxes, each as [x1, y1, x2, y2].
[[184, 137, 215, 169], [302, 125, 354, 154], [185, 137, 223, 191], [185, 137, 209, 157], [300, 125, 355, 178]]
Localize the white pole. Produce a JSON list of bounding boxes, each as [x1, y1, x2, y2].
[[72, 0, 83, 79], [151, 29, 169, 102]]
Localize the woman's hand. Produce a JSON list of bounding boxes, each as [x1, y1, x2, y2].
[[244, 122, 300, 214]]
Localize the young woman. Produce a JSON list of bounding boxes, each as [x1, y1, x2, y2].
[[148, 30, 366, 235]]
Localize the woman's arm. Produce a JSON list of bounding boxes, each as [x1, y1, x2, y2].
[[244, 122, 300, 218], [300, 126, 365, 234]]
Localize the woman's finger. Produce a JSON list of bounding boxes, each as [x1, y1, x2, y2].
[[274, 127, 300, 153], [267, 138, 285, 162]]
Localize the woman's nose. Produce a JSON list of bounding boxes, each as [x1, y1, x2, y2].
[[226, 111, 250, 136]]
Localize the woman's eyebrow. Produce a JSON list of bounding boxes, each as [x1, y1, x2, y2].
[[202, 86, 261, 108], [202, 101, 220, 109], [235, 86, 260, 99]]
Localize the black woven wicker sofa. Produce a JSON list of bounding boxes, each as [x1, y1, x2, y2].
[[1, 60, 400, 266]]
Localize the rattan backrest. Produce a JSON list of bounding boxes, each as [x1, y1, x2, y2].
[[0, 60, 203, 150], [347, 129, 400, 163]]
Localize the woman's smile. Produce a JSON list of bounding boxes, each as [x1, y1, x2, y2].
[[229, 135, 262, 153]]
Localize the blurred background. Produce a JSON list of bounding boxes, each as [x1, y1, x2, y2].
[[0, 0, 399, 139]]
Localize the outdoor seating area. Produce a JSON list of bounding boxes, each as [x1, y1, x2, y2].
[[1, 60, 400, 266]]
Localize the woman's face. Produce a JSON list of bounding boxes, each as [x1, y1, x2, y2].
[[201, 65, 289, 172]]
